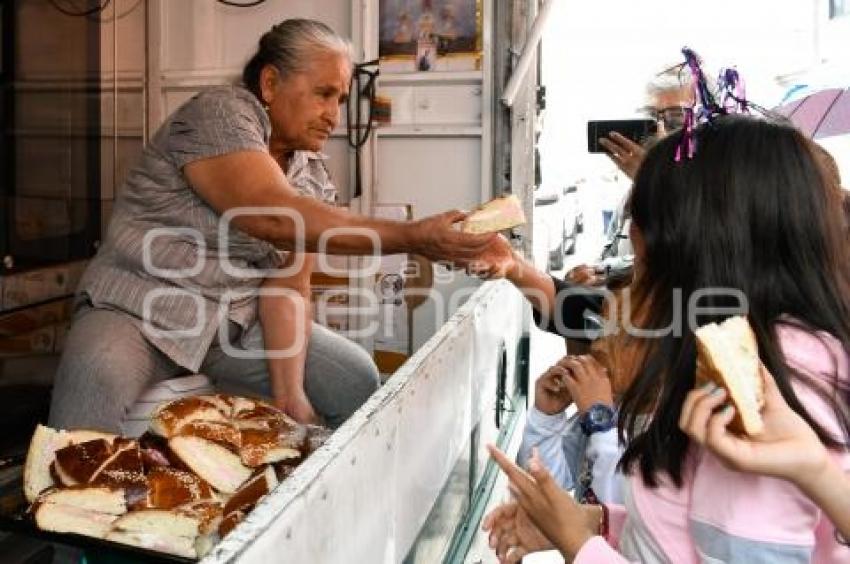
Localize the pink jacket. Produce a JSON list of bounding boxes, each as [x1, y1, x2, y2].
[[576, 322, 850, 563]]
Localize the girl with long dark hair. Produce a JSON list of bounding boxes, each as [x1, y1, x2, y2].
[[485, 115, 850, 563]]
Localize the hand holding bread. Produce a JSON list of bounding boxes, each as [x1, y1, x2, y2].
[[683, 316, 830, 484], [680, 363, 831, 485]]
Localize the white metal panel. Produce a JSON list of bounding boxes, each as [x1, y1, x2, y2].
[[375, 138, 481, 216], [159, 0, 352, 74], [375, 137, 484, 349], [379, 85, 482, 126], [201, 281, 526, 563]]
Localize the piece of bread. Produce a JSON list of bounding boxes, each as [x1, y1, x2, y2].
[[240, 420, 306, 467], [34, 502, 120, 539], [176, 501, 224, 558], [175, 500, 223, 535], [222, 466, 278, 517], [144, 467, 216, 510], [105, 531, 197, 559], [461, 194, 527, 234], [107, 509, 202, 558], [230, 398, 287, 431], [150, 397, 228, 438], [111, 509, 200, 539], [24, 426, 116, 502], [695, 316, 764, 435], [168, 435, 252, 494], [218, 466, 278, 539], [52, 438, 114, 487], [90, 440, 147, 490], [34, 486, 128, 515], [176, 420, 242, 453], [218, 509, 246, 538]]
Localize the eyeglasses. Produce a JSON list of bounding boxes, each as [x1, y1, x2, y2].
[[645, 106, 688, 132]]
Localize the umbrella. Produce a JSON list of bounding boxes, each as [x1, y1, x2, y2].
[[774, 87, 850, 140]]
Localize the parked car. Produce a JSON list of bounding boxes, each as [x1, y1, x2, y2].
[[533, 184, 580, 271]]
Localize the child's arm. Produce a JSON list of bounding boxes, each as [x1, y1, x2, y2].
[[518, 362, 576, 490], [258, 252, 318, 423]]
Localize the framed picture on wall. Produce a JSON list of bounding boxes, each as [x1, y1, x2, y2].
[[379, 0, 481, 73], [831, 0, 849, 18]]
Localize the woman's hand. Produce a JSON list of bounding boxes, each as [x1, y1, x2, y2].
[[276, 388, 321, 425], [598, 132, 646, 180], [409, 210, 498, 267], [679, 365, 830, 486], [488, 446, 597, 560], [482, 501, 553, 563]]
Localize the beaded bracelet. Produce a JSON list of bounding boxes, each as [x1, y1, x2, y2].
[[598, 502, 610, 540]]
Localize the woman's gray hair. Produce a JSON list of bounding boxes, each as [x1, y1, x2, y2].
[[645, 61, 717, 99], [243, 19, 353, 100]]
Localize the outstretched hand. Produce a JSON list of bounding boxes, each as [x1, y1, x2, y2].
[[411, 210, 498, 267]]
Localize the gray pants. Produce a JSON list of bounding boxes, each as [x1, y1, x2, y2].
[[49, 307, 380, 432]]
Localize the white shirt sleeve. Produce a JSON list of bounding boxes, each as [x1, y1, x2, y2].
[[517, 407, 573, 490], [586, 428, 624, 504]]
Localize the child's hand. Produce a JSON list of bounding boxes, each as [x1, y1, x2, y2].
[[679, 365, 830, 486], [534, 363, 573, 415], [482, 501, 553, 563], [488, 446, 597, 560], [559, 355, 614, 414]]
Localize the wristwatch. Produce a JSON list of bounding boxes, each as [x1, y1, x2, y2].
[[579, 403, 617, 436]]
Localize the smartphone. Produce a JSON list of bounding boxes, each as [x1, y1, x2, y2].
[[587, 119, 657, 153]]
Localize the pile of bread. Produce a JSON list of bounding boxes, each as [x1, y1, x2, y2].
[[23, 395, 331, 558]]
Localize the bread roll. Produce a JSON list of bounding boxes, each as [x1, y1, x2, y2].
[[24, 426, 116, 502]]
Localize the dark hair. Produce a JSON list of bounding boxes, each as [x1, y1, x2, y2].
[[618, 115, 850, 487], [242, 19, 352, 101]]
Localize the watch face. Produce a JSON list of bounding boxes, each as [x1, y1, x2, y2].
[[582, 404, 616, 435]]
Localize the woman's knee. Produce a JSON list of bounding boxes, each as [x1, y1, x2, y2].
[[305, 326, 380, 423], [49, 310, 175, 430]]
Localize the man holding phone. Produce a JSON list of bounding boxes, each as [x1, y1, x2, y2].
[[595, 65, 694, 179], [567, 63, 697, 286]]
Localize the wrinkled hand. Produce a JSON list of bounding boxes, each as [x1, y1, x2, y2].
[[679, 365, 829, 485], [465, 234, 519, 280], [488, 447, 599, 560], [565, 264, 605, 286], [276, 388, 321, 425], [598, 132, 646, 180], [558, 355, 613, 415], [482, 501, 553, 563], [534, 363, 573, 415], [410, 210, 497, 268]]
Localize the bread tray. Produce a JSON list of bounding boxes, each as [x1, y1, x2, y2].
[[0, 457, 195, 564]]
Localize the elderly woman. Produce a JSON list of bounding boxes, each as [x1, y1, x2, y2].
[[49, 19, 497, 433]]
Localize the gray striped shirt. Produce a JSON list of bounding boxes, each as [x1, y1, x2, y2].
[[78, 86, 336, 371]]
